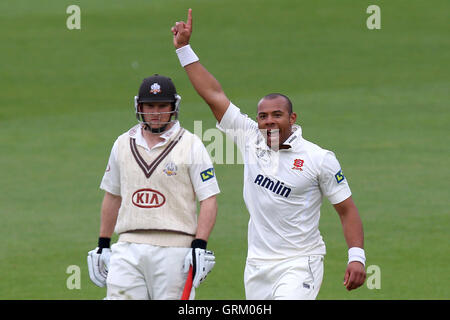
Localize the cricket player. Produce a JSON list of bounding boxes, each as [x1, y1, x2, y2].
[[87, 74, 220, 299], [171, 9, 366, 299]]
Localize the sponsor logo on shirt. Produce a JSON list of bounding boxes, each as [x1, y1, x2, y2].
[[200, 168, 215, 182], [292, 158, 304, 171], [335, 169, 345, 184], [254, 174, 291, 198], [132, 188, 166, 208]]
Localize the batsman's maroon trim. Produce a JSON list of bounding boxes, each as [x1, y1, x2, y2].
[[130, 128, 185, 178]]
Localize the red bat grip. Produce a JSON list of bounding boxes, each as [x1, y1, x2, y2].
[[181, 266, 193, 300]]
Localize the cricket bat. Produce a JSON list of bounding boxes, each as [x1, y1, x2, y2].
[[181, 266, 193, 300]]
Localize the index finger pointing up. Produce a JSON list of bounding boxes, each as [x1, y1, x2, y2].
[[187, 8, 193, 29]]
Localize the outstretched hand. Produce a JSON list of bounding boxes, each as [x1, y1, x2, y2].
[[172, 8, 193, 49]]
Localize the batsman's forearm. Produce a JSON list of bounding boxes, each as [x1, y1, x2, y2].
[[195, 195, 217, 242], [99, 192, 121, 238]]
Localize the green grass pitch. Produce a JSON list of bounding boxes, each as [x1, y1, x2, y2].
[[0, 0, 448, 299]]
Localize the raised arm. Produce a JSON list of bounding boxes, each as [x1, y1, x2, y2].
[[171, 9, 230, 122]]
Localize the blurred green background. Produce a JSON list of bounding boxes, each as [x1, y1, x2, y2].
[[0, 0, 448, 299]]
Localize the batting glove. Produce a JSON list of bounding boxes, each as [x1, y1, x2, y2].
[[87, 237, 111, 287], [183, 239, 216, 288]]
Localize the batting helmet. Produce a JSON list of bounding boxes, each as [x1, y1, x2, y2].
[[134, 74, 181, 133]]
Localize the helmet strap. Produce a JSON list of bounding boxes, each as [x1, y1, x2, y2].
[[144, 123, 170, 134]]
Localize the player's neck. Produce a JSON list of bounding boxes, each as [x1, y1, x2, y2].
[[141, 122, 175, 149], [142, 127, 164, 149]]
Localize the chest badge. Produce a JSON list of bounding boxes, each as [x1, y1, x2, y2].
[[163, 162, 177, 176], [292, 158, 304, 171]]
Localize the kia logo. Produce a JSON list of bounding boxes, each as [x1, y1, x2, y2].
[[132, 189, 166, 208]]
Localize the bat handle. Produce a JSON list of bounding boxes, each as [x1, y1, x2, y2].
[[181, 265, 193, 300]]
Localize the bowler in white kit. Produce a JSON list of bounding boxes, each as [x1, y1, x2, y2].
[[171, 9, 366, 299]]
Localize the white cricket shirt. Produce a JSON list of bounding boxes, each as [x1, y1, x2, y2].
[[100, 121, 220, 202], [217, 103, 352, 261]]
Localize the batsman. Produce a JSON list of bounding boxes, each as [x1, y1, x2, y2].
[[87, 74, 220, 299]]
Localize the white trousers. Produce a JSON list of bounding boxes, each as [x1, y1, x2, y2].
[[106, 242, 194, 300], [244, 255, 324, 300]]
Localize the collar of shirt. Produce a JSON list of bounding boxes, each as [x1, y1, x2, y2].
[[131, 121, 181, 151], [280, 124, 303, 151]]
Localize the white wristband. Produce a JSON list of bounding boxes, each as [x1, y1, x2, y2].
[[348, 247, 366, 266], [176, 45, 199, 67]]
